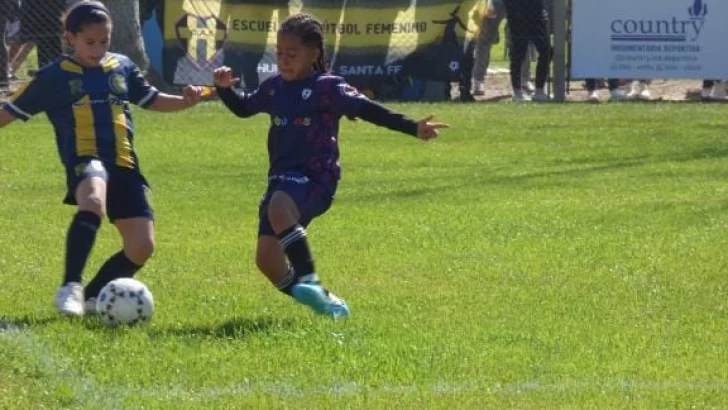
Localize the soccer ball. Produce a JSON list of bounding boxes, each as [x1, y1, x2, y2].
[[96, 278, 154, 327]]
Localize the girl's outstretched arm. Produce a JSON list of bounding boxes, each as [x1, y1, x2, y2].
[[355, 98, 449, 141], [214, 66, 270, 118], [147, 86, 205, 112], [330, 78, 448, 140]]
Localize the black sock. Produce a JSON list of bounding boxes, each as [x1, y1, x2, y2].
[[63, 211, 101, 285], [83, 251, 142, 300], [277, 224, 318, 284]]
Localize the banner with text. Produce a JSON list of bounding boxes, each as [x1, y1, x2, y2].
[[149, 0, 482, 94], [571, 0, 728, 79]]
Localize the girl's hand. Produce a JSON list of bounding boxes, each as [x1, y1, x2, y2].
[[213, 66, 240, 88], [416, 114, 449, 141], [182, 85, 205, 106]]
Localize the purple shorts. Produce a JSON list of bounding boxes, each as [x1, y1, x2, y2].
[[258, 172, 335, 237]]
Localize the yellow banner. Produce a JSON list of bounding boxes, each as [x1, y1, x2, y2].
[[164, 1, 482, 50], [160, 0, 483, 93]]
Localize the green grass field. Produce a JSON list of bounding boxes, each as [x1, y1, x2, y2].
[[1, 101, 727, 409]]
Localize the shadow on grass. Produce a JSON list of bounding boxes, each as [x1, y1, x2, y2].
[[148, 316, 295, 340]]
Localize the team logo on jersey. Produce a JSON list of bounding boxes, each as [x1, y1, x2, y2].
[[68, 79, 84, 95], [175, 13, 227, 68], [302, 88, 312, 100], [108, 74, 127, 94]]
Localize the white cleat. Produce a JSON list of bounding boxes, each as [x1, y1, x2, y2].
[[587, 90, 600, 102], [54, 282, 85, 316]]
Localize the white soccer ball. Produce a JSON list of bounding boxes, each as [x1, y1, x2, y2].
[[96, 278, 154, 327]]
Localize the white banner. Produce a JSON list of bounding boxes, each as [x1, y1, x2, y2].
[[571, 0, 728, 79]]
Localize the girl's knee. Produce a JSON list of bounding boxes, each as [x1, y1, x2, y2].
[[77, 194, 106, 216], [125, 237, 155, 265]]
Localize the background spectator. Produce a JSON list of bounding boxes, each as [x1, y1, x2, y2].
[[627, 80, 652, 101], [701, 80, 726, 101], [19, 0, 64, 70], [0, 0, 21, 91], [472, 0, 505, 96], [585, 78, 626, 102], [502, 0, 552, 101]]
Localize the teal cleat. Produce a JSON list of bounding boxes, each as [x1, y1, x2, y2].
[[291, 283, 351, 319]]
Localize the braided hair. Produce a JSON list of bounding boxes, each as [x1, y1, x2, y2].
[[278, 13, 358, 121], [278, 13, 328, 73]]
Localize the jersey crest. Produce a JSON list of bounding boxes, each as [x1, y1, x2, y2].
[[109, 73, 128, 94]]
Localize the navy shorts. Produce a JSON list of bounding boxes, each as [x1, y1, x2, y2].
[[258, 172, 335, 237], [63, 159, 154, 222]]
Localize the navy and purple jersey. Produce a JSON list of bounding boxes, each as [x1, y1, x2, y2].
[[216, 73, 418, 185], [3, 53, 159, 171]]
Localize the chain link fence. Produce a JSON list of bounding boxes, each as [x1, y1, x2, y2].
[[1, 0, 65, 89], [0, 0, 721, 102]]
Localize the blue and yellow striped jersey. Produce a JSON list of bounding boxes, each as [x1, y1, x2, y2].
[[3, 53, 159, 170]]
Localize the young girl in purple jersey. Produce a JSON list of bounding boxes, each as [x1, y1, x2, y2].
[[214, 13, 448, 319]]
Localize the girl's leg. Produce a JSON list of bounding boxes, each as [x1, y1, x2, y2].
[[256, 235, 293, 293], [264, 189, 349, 317], [83, 169, 155, 309], [56, 170, 107, 316], [267, 190, 318, 284], [83, 217, 153, 303]]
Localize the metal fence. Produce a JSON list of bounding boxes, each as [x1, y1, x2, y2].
[[1, 0, 65, 87]]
